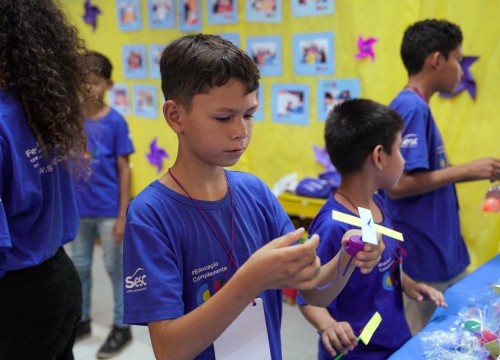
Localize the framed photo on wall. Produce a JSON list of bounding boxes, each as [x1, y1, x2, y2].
[[218, 33, 241, 47], [246, 36, 282, 77], [107, 83, 131, 115], [253, 83, 265, 121], [207, 0, 238, 25], [149, 44, 165, 79], [317, 79, 360, 121], [147, 0, 175, 29], [271, 84, 310, 125], [133, 85, 158, 119], [122, 44, 147, 79], [117, 0, 142, 31], [179, 0, 202, 31], [291, 0, 334, 17], [245, 0, 282, 23], [293, 32, 335, 76]]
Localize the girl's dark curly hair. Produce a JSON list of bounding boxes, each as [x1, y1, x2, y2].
[[0, 0, 87, 161]]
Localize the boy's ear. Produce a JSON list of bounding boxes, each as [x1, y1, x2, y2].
[[163, 100, 184, 134], [106, 80, 114, 91], [428, 51, 442, 70], [372, 145, 384, 170]]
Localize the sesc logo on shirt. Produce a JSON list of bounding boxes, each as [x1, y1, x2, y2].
[[125, 267, 148, 293], [401, 134, 418, 148]]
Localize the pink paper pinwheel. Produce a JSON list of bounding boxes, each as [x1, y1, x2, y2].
[[146, 138, 169, 173], [355, 35, 378, 62]]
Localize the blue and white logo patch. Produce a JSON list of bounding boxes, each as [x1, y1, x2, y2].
[[401, 134, 418, 148]]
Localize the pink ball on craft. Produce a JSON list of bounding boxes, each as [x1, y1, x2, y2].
[[482, 197, 500, 212]]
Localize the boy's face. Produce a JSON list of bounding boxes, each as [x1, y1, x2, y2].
[[383, 131, 405, 190], [436, 46, 463, 94], [85, 73, 112, 103], [173, 79, 258, 168]]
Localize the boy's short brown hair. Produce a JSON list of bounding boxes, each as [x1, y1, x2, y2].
[[159, 34, 260, 109]]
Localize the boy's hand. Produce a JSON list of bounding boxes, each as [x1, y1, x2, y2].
[[245, 228, 321, 292], [341, 230, 384, 274], [112, 216, 126, 244], [404, 281, 448, 307], [462, 157, 500, 182], [320, 321, 358, 357]]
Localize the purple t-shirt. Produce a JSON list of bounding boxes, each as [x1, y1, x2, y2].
[[384, 90, 469, 282], [297, 194, 411, 359]]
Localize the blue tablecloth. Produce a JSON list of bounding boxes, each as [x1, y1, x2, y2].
[[389, 254, 500, 359]]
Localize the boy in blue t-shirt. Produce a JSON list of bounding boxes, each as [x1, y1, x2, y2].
[[298, 99, 447, 360], [385, 19, 500, 334], [123, 34, 385, 360], [70, 51, 135, 358]]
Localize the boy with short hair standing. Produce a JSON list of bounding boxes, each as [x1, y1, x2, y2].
[[386, 19, 500, 334], [71, 51, 135, 359], [123, 34, 384, 360], [298, 99, 447, 359]]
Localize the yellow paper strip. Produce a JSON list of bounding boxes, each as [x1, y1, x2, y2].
[[358, 311, 382, 345], [491, 284, 500, 295], [332, 211, 404, 241], [486, 340, 500, 358]]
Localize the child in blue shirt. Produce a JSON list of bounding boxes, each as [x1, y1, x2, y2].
[[123, 34, 385, 360], [0, 0, 87, 358], [70, 51, 135, 358], [297, 99, 447, 359], [385, 19, 500, 334]]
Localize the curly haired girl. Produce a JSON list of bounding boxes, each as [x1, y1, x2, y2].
[[0, 0, 88, 358]]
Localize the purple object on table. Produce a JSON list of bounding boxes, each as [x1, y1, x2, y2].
[[346, 235, 364, 257]]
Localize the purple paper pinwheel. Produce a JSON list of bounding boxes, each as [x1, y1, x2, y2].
[[146, 138, 169, 173], [313, 145, 341, 188], [82, 0, 101, 31], [355, 35, 378, 62], [313, 145, 335, 173], [440, 56, 479, 100]]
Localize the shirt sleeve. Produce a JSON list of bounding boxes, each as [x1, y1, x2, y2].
[[398, 102, 430, 172], [390, 91, 431, 171], [114, 113, 135, 156], [271, 193, 295, 237], [123, 199, 184, 325]]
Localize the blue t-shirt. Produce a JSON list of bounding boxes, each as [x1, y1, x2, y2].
[[384, 90, 469, 282], [73, 108, 134, 217], [0, 89, 78, 278], [297, 194, 411, 360], [123, 170, 294, 360]]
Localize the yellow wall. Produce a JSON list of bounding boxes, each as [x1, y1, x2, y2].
[[62, 0, 500, 271]]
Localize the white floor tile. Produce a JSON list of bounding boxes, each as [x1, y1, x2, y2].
[[282, 303, 318, 359]]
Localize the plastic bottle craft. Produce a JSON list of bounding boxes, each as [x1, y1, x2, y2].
[[483, 185, 500, 213]]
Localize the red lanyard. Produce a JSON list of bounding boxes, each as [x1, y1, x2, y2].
[[168, 169, 239, 280], [335, 189, 358, 211], [404, 85, 427, 103]]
